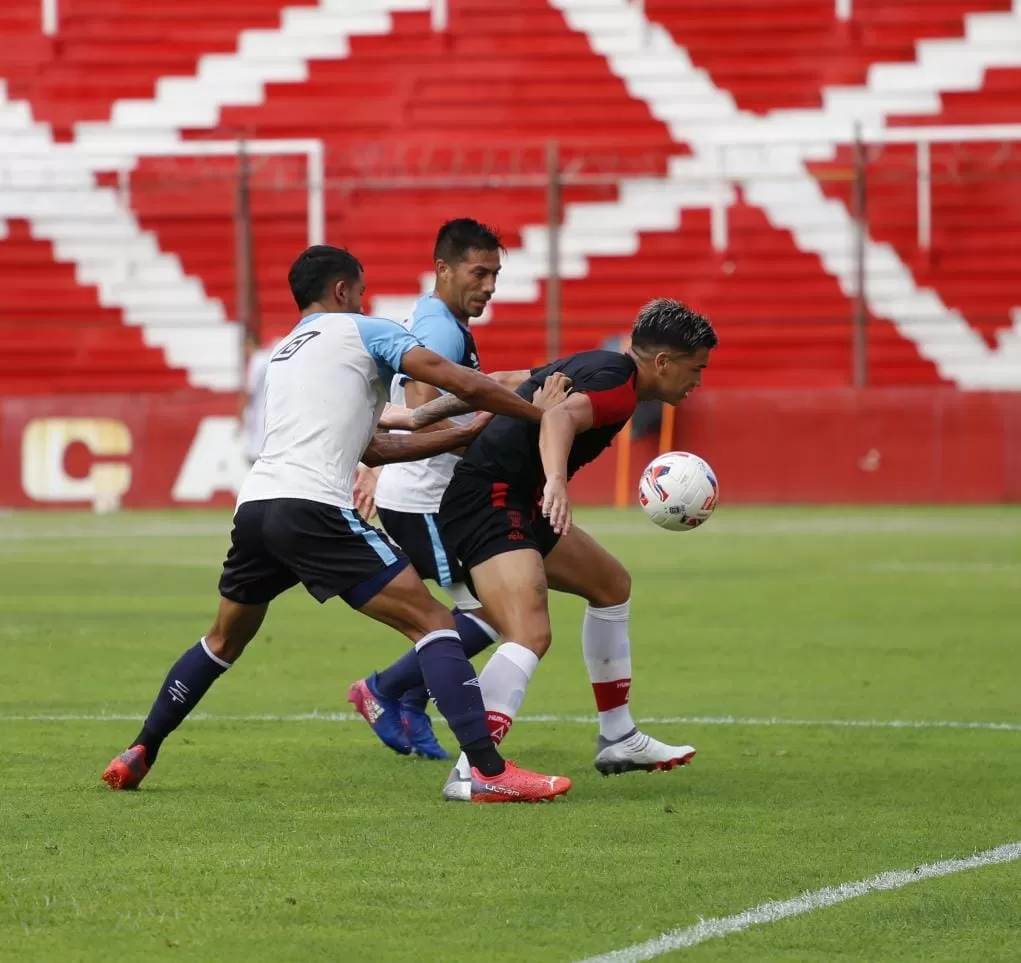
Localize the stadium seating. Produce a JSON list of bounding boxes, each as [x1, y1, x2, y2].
[[0, 0, 1019, 392]]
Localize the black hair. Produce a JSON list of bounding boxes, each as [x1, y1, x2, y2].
[[433, 218, 504, 265], [288, 245, 363, 310], [630, 299, 718, 354]]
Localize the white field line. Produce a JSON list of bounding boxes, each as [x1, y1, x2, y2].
[[2, 713, 1020, 731], [577, 841, 1021, 962]]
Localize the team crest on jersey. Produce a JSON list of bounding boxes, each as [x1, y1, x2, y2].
[[271, 330, 321, 362]]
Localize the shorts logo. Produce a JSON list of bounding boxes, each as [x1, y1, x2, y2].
[[508, 530, 526, 541], [271, 331, 321, 362]]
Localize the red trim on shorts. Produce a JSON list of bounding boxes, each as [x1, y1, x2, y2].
[[491, 482, 509, 508], [584, 373, 638, 428]]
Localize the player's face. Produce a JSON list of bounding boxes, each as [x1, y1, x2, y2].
[[439, 249, 501, 319], [332, 272, 366, 314], [654, 346, 711, 404]]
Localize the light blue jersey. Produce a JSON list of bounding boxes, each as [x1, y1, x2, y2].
[[238, 313, 421, 510], [375, 294, 481, 514]]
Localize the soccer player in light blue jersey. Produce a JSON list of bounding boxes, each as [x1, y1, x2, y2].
[[350, 220, 531, 759]]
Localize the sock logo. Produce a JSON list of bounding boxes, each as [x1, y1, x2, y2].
[[167, 679, 190, 704], [486, 710, 513, 745]]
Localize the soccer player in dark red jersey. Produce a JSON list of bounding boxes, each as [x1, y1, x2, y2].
[[371, 299, 718, 796]]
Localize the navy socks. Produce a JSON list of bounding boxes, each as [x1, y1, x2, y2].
[[414, 630, 498, 769], [377, 609, 498, 708], [134, 639, 231, 764]]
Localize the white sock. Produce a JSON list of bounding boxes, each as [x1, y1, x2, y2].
[[455, 641, 539, 777], [583, 599, 635, 741]]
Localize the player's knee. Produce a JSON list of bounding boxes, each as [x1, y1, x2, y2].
[[516, 624, 553, 659], [586, 565, 631, 608], [403, 597, 458, 641]]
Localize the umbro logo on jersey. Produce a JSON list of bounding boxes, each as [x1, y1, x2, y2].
[[271, 330, 321, 362], [462, 678, 481, 688]]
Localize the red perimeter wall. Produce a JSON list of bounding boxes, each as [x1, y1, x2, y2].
[[2, 389, 1020, 509]]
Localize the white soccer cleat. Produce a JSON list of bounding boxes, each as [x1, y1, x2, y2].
[[594, 728, 696, 775], [443, 765, 472, 802]]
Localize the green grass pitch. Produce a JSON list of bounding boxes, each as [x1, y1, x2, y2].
[[1, 506, 1020, 962]]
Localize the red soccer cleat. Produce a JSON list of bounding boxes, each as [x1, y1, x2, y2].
[[102, 745, 150, 790], [443, 760, 572, 803]]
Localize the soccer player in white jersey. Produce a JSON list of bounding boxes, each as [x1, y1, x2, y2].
[[348, 220, 529, 760], [101, 244, 572, 803]]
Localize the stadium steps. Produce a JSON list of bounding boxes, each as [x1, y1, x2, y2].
[[0, 225, 190, 394], [2, 0, 1020, 392], [537, 0, 1021, 388]]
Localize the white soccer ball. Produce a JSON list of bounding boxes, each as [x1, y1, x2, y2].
[[638, 451, 719, 532]]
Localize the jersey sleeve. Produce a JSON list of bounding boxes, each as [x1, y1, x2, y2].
[[355, 316, 423, 373], [579, 365, 639, 428], [410, 309, 466, 364]]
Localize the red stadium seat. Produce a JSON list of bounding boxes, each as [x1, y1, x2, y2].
[[1, 0, 1018, 392]]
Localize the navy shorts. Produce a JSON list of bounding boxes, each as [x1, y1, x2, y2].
[[218, 498, 409, 608], [376, 507, 464, 588], [439, 471, 560, 578]]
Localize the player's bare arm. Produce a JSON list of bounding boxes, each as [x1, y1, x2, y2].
[[538, 393, 595, 537], [400, 380, 456, 434], [401, 348, 542, 423], [393, 370, 533, 433], [361, 414, 492, 467], [384, 370, 572, 430], [487, 369, 533, 390]]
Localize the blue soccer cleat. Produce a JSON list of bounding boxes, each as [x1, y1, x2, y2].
[[401, 705, 451, 760], [347, 675, 412, 755]]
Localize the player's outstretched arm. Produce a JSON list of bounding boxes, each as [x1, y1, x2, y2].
[[486, 369, 533, 390], [538, 393, 595, 537], [361, 414, 492, 468], [400, 348, 542, 424], [390, 369, 567, 430]]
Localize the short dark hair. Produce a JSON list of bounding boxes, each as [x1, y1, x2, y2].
[[630, 299, 718, 354], [288, 245, 363, 310], [433, 218, 504, 265]]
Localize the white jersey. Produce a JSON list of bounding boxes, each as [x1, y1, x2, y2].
[[242, 340, 280, 462], [237, 312, 421, 511], [374, 294, 482, 514]]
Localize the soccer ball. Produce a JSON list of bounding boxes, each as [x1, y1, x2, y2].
[[638, 451, 719, 532]]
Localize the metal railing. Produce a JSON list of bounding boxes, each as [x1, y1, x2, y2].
[[3, 133, 1019, 390]]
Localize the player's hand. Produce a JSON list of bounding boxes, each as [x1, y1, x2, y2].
[[532, 373, 572, 412], [378, 403, 413, 431], [447, 412, 493, 456], [353, 464, 379, 520], [465, 411, 494, 437], [541, 473, 572, 536]]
